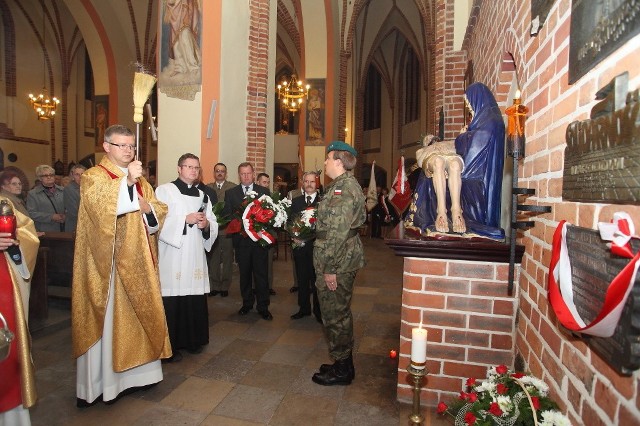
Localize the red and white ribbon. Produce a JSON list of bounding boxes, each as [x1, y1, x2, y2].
[[241, 200, 277, 245], [548, 212, 640, 337], [242, 200, 261, 242]]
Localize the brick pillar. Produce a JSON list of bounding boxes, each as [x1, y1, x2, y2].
[[395, 254, 519, 406], [245, 0, 270, 171]]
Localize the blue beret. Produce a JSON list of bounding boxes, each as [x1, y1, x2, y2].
[[327, 141, 357, 157]]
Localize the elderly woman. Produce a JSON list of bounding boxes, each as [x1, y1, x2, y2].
[[0, 171, 28, 216], [26, 165, 65, 232]]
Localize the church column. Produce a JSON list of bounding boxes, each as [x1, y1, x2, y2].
[[435, 0, 466, 139]]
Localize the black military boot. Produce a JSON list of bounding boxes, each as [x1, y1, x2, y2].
[[319, 353, 355, 379], [314, 354, 355, 385]]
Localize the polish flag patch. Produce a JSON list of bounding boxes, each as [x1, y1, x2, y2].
[[334, 189, 342, 195]]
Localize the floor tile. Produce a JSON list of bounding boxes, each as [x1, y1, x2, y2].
[[213, 384, 284, 423]]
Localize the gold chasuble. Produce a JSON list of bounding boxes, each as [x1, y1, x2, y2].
[[2, 199, 40, 408], [72, 157, 171, 372]]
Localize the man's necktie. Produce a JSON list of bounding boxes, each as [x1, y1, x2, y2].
[[218, 183, 222, 190], [306, 196, 312, 206], [244, 186, 250, 194]]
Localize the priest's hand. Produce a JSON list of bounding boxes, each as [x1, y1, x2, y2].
[[137, 193, 152, 214], [0, 232, 17, 251], [196, 216, 209, 229], [127, 160, 144, 186], [186, 212, 204, 225]]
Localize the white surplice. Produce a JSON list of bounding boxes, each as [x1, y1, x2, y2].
[[76, 170, 163, 403], [155, 183, 218, 296]]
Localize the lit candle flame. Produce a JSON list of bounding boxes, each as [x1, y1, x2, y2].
[[514, 89, 521, 99]]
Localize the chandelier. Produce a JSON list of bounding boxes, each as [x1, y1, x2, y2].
[[277, 74, 310, 113], [28, 2, 60, 120], [29, 90, 60, 120]]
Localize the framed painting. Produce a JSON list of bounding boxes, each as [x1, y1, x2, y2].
[[305, 79, 325, 146], [94, 95, 108, 147], [158, 0, 203, 100]]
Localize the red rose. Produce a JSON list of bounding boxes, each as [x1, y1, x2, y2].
[[459, 391, 467, 400], [226, 218, 242, 234], [496, 383, 508, 394], [464, 412, 477, 425], [511, 372, 525, 379], [436, 401, 448, 414], [489, 402, 503, 416], [309, 217, 317, 224], [467, 392, 478, 403], [496, 365, 508, 374], [466, 377, 477, 387], [255, 207, 274, 223], [531, 396, 540, 410]]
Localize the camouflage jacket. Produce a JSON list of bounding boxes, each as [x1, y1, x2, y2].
[[313, 172, 366, 274]]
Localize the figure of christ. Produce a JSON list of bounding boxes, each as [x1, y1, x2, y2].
[[415, 135, 466, 233]]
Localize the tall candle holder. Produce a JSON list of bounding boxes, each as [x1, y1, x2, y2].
[[406, 364, 428, 425]]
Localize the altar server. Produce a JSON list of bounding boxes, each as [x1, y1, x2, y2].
[[156, 153, 218, 360]]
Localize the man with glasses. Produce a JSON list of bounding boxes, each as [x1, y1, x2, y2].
[[223, 162, 272, 320], [26, 165, 66, 232], [72, 124, 170, 407], [63, 164, 86, 233], [206, 163, 236, 297], [156, 154, 218, 361]]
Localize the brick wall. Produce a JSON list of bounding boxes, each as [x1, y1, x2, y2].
[[449, 0, 640, 424], [397, 257, 517, 406], [434, 0, 466, 139], [245, 0, 271, 171]]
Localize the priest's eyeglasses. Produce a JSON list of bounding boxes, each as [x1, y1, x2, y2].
[[107, 142, 136, 150]]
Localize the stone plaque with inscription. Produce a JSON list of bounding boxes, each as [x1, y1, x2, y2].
[[569, 0, 640, 84], [563, 73, 640, 204], [564, 225, 640, 375]]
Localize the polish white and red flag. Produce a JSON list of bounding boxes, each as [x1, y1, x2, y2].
[[388, 156, 412, 215], [548, 212, 640, 337]]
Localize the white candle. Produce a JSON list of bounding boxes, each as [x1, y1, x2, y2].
[[411, 327, 428, 369]]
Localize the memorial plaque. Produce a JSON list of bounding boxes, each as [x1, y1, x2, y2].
[[530, 0, 555, 35], [564, 225, 640, 375], [569, 0, 640, 84], [563, 74, 640, 204]]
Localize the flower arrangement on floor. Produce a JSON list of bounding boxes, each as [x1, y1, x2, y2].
[[437, 365, 572, 426], [287, 206, 317, 248], [226, 191, 290, 247]]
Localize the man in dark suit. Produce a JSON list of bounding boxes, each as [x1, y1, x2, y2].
[[223, 162, 273, 320], [290, 171, 321, 322]]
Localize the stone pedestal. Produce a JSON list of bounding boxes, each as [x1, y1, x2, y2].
[[386, 224, 524, 406]]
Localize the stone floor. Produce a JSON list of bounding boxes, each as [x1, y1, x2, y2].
[[27, 237, 449, 425]]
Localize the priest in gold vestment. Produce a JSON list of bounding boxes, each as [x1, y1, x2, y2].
[[0, 197, 39, 425], [72, 125, 170, 406]]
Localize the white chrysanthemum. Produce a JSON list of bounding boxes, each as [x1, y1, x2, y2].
[[539, 410, 571, 426], [518, 376, 549, 396], [476, 380, 496, 394], [496, 395, 513, 413], [246, 190, 258, 198]]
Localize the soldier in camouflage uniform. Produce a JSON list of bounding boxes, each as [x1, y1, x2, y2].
[[312, 141, 366, 386]]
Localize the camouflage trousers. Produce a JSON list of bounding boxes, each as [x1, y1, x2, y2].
[[316, 270, 357, 361]]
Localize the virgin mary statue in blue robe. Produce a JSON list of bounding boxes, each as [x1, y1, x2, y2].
[[406, 82, 505, 241]]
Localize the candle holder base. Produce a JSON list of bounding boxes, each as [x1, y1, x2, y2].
[[407, 364, 428, 425]]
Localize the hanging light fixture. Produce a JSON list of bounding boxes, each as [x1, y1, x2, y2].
[[277, 73, 310, 114], [28, 2, 60, 120]]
